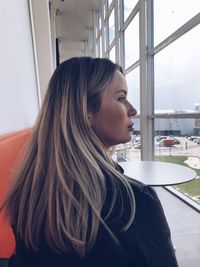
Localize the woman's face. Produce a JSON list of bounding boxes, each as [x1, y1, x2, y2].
[[90, 70, 137, 149]]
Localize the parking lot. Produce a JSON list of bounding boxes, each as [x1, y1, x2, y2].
[[116, 136, 200, 165]]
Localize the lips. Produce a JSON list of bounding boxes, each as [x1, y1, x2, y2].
[[128, 123, 134, 131]]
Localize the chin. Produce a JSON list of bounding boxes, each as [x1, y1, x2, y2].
[[121, 135, 132, 144]]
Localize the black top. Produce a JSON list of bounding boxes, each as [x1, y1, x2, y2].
[[9, 165, 179, 267]]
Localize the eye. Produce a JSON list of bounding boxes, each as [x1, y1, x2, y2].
[[118, 96, 126, 103]]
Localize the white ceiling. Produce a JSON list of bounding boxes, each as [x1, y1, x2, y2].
[[52, 0, 101, 61]]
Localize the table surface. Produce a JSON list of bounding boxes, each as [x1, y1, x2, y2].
[[119, 160, 197, 186]]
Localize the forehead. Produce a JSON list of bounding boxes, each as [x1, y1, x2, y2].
[[106, 70, 127, 94]]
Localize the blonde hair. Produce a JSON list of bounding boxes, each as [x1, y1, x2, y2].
[[4, 57, 135, 256]]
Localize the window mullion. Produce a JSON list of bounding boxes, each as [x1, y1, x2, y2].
[[140, 0, 154, 160]]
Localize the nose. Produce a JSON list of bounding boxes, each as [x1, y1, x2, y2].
[[127, 101, 137, 117]]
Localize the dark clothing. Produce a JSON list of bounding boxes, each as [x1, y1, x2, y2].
[[9, 166, 178, 267]]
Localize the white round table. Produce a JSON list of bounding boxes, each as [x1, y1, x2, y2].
[[119, 161, 197, 186]]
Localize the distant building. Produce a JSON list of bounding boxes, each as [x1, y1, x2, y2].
[[134, 105, 200, 136], [194, 103, 200, 135]]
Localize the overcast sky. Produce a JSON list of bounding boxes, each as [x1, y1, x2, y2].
[[124, 0, 200, 111]]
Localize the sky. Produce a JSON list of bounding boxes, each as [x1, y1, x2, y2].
[[124, 0, 200, 111]]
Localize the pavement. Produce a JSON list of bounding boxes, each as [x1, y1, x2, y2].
[[184, 157, 200, 170]]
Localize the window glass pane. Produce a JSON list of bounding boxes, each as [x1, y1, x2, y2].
[[113, 68, 141, 162], [126, 67, 140, 112], [95, 41, 99, 57], [124, 13, 139, 69], [109, 8, 115, 45], [109, 46, 115, 62], [99, 35, 102, 57], [104, 25, 107, 52], [131, 118, 141, 161], [124, 0, 138, 21], [154, 118, 200, 204], [154, 0, 200, 45], [108, 0, 113, 7], [99, 14, 102, 30], [154, 25, 200, 111], [113, 117, 141, 162], [95, 27, 98, 39], [95, 13, 98, 38]]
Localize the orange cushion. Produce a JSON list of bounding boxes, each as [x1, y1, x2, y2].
[[0, 129, 31, 257]]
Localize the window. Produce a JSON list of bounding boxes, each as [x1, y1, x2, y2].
[[154, 25, 200, 111], [94, 0, 200, 205], [154, 0, 200, 45], [153, 4, 200, 202], [108, 8, 115, 45], [125, 68, 141, 159], [155, 118, 200, 202], [124, 0, 138, 21], [126, 67, 140, 112], [102, 25, 107, 54], [99, 35, 102, 57], [109, 45, 116, 62], [124, 13, 139, 69], [108, 0, 113, 7], [99, 13, 102, 30]]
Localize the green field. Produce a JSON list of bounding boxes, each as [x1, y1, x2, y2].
[[155, 156, 200, 197]]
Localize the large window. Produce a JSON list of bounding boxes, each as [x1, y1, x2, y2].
[[153, 1, 200, 203], [154, 25, 200, 111], [93, 0, 200, 205]]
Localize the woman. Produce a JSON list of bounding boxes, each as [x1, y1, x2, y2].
[[4, 57, 178, 266]]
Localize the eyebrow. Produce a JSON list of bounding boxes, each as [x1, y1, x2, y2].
[[115, 89, 127, 95]]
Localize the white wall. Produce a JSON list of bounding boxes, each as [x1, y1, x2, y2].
[[0, 0, 39, 134], [30, 0, 54, 101]]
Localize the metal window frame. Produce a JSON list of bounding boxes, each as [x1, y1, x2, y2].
[[114, 0, 119, 63], [119, 0, 125, 69], [139, 0, 154, 160]]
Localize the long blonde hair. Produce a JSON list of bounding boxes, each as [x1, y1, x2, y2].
[[4, 57, 135, 256]]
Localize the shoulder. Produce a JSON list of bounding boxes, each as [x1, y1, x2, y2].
[[104, 167, 171, 240], [114, 163, 167, 223], [114, 162, 159, 204], [124, 176, 170, 236], [127, 176, 162, 213], [103, 166, 165, 227]]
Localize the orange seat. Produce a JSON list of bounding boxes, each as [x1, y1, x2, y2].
[[0, 129, 31, 258]]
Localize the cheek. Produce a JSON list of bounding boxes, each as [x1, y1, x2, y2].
[[95, 104, 126, 130], [107, 112, 124, 126], [108, 105, 127, 124], [91, 103, 130, 147]]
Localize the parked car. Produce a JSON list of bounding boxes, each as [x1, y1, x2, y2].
[[193, 138, 200, 144], [187, 136, 199, 141], [158, 138, 175, 147]]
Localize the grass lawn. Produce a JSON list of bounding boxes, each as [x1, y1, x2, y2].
[[155, 155, 200, 197]]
